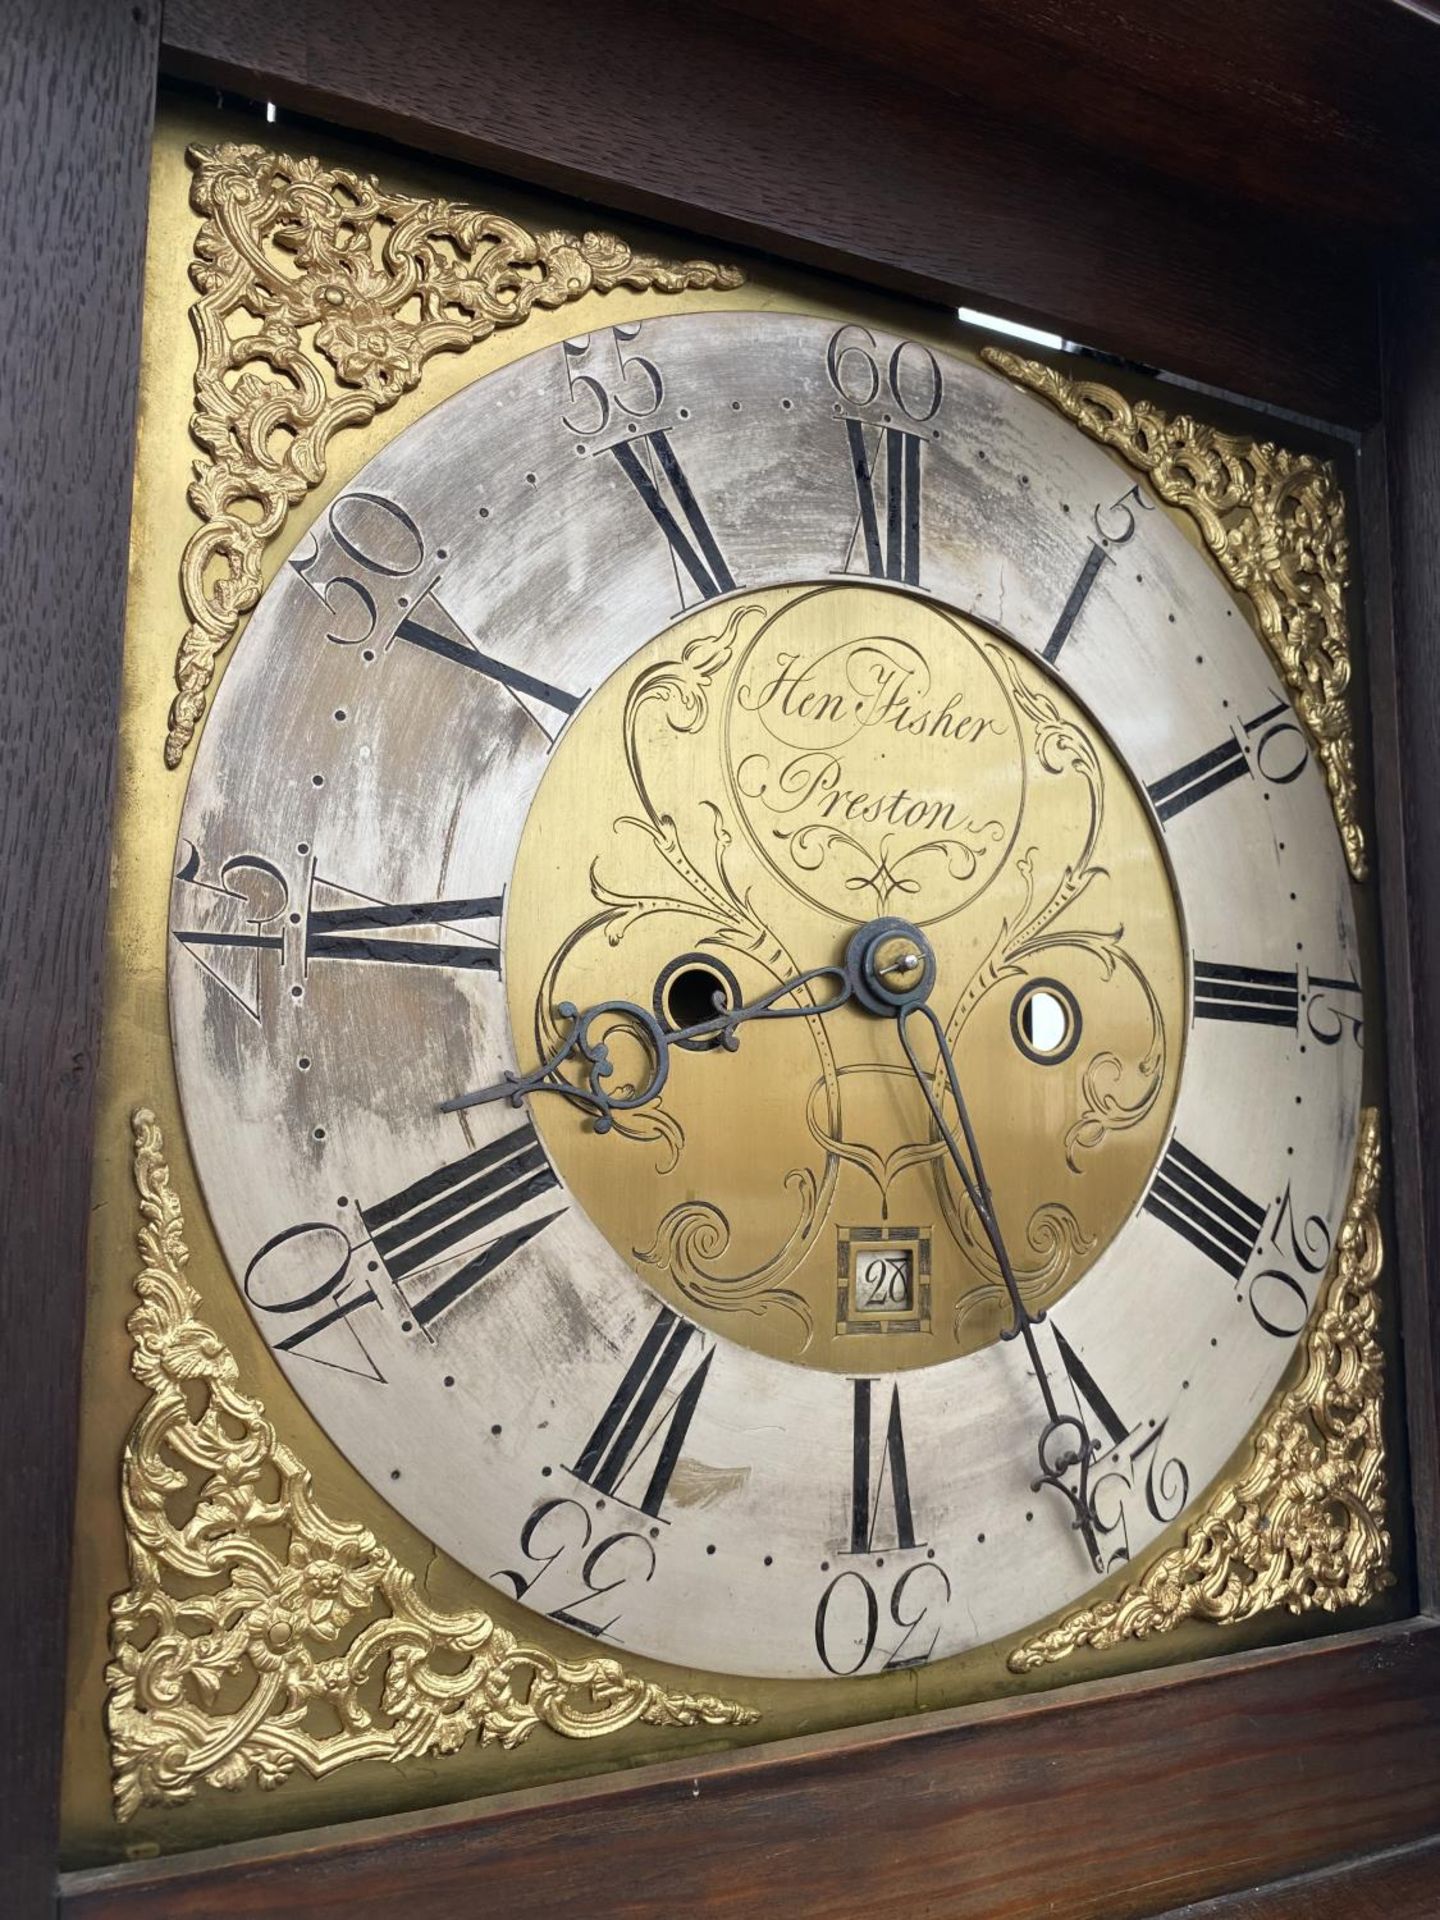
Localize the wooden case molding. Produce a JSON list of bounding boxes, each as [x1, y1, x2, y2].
[[59, 1622, 1440, 1920]]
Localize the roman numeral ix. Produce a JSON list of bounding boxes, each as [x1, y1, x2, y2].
[[305, 893, 502, 969]]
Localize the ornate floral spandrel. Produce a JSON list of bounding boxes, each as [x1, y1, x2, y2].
[[106, 1109, 756, 1821], [167, 144, 744, 769], [980, 348, 1366, 881], [1009, 1108, 1387, 1672]]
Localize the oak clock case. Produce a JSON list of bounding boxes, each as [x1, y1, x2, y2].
[[167, 310, 1362, 1682]]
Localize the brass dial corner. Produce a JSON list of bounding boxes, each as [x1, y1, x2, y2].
[[106, 1108, 756, 1821], [1008, 1106, 1388, 1671], [168, 141, 744, 771], [980, 346, 1365, 882]]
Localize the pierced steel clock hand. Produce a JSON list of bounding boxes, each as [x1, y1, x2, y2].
[[440, 914, 946, 1122], [859, 924, 1106, 1575], [439, 955, 855, 1124], [441, 913, 1105, 1570]]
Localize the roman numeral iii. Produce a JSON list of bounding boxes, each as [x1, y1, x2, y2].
[[1193, 960, 1300, 1027]]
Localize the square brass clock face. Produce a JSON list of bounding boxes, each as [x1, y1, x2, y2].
[[59, 97, 1393, 1865]]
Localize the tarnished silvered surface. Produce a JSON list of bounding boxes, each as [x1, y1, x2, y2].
[[169, 308, 1362, 1680]]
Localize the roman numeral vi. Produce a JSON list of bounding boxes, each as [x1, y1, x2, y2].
[[849, 1378, 917, 1553]]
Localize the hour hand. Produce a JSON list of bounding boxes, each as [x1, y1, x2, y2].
[[438, 956, 852, 1125]]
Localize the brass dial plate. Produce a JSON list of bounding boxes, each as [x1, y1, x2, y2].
[[168, 311, 1362, 1680], [507, 582, 1186, 1369]]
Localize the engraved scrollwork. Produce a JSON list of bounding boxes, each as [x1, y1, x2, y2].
[[1061, 950, 1166, 1168], [1008, 1108, 1388, 1670], [980, 347, 1364, 880], [167, 143, 744, 768], [636, 1173, 820, 1340], [774, 822, 1005, 920], [106, 1109, 756, 1819], [506, 603, 843, 1331], [951, 1198, 1097, 1334], [805, 1063, 948, 1217], [930, 643, 1168, 1309]]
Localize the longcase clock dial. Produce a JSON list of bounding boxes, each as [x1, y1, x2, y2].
[[169, 313, 1362, 1680]]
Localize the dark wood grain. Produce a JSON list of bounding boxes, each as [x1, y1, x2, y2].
[[158, 0, 1384, 424], [56, 1621, 1440, 1920], [1379, 258, 1440, 1608], [712, 0, 1440, 236], [0, 3, 160, 1915], [1161, 1834, 1440, 1919], [1358, 413, 1439, 1604]]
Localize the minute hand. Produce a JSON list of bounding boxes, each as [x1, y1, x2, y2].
[[893, 997, 1105, 1573]]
